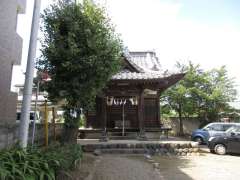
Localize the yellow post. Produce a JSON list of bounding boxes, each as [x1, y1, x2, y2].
[[44, 100, 48, 147], [52, 107, 56, 141]]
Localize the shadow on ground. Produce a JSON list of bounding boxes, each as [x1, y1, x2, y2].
[[128, 154, 194, 180], [152, 156, 194, 180]]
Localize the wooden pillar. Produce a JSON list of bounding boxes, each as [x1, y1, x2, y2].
[[156, 91, 161, 127], [85, 110, 89, 127], [100, 96, 108, 141], [101, 97, 107, 130], [138, 89, 146, 139]]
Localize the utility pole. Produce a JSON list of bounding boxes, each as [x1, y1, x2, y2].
[[19, 0, 41, 148], [31, 80, 39, 146]]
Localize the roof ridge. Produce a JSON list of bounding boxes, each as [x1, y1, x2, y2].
[[124, 52, 146, 73]]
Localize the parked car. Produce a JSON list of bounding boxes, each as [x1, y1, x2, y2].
[[208, 125, 240, 155], [191, 122, 240, 144]]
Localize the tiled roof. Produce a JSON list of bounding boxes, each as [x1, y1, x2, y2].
[[127, 51, 162, 73], [112, 51, 182, 81], [123, 51, 145, 73], [111, 70, 168, 80]]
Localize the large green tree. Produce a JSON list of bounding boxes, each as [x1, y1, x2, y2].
[[162, 62, 237, 135], [37, 0, 123, 142], [201, 66, 237, 120]]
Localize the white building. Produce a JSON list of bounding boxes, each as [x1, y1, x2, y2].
[[0, 0, 26, 124], [0, 0, 26, 148]]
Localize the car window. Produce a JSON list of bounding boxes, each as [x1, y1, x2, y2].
[[234, 126, 240, 133], [222, 124, 234, 131], [226, 126, 240, 133], [226, 126, 236, 133], [203, 124, 215, 130], [210, 124, 224, 131]]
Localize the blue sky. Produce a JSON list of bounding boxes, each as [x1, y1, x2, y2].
[[178, 0, 240, 26], [12, 0, 240, 105]]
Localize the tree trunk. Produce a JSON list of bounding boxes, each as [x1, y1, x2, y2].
[[178, 105, 184, 136], [62, 126, 78, 144]]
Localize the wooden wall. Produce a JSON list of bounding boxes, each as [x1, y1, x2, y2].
[[86, 96, 161, 129], [144, 98, 159, 127]]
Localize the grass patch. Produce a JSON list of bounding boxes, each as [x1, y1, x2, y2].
[[0, 143, 82, 180]]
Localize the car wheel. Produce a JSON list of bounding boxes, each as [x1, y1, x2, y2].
[[210, 149, 215, 154], [214, 144, 226, 155], [194, 137, 203, 144]]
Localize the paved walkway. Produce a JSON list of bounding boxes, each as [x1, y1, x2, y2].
[[90, 155, 162, 180]]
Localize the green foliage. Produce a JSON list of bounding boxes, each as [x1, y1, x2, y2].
[[162, 62, 237, 134], [37, 0, 123, 127], [0, 144, 82, 180]]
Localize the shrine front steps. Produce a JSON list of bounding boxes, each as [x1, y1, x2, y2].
[[81, 142, 201, 156], [106, 132, 139, 140], [108, 135, 137, 140]]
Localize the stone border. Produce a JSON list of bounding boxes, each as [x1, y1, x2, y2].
[[82, 142, 200, 156]]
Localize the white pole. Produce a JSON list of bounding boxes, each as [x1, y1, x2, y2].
[[31, 80, 39, 146], [19, 0, 41, 148]]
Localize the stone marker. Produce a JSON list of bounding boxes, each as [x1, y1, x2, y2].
[[93, 149, 102, 156]]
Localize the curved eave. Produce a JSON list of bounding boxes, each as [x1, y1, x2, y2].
[[110, 73, 186, 90]]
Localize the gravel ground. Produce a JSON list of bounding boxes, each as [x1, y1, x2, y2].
[[57, 154, 96, 180], [69, 150, 240, 180], [153, 153, 240, 180], [91, 155, 162, 180]]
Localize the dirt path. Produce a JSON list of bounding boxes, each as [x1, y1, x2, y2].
[[90, 155, 162, 180]]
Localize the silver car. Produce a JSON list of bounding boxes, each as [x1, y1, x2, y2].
[[192, 122, 240, 144]]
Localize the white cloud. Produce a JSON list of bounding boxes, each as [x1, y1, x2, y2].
[[100, 0, 240, 98], [13, 0, 240, 101]]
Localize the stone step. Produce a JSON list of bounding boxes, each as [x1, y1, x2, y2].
[[96, 148, 146, 154], [107, 132, 138, 138], [82, 142, 199, 153], [93, 148, 201, 156], [109, 136, 137, 140]]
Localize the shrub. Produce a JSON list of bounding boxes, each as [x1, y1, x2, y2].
[[0, 144, 82, 180]]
